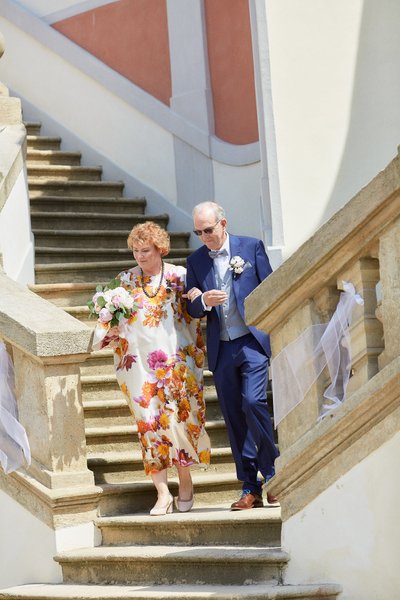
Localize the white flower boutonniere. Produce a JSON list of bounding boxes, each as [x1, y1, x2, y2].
[[229, 256, 246, 278]]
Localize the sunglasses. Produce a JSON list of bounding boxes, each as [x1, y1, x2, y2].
[[193, 219, 221, 236]]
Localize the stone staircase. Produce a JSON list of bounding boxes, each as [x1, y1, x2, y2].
[[0, 122, 342, 600]]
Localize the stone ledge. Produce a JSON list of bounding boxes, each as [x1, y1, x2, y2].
[[266, 357, 400, 519], [0, 124, 25, 211], [0, 467, 101, 529], [0, 582, 343, 599], [0, 272, 92, 357]]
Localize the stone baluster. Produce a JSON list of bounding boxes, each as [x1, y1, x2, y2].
[[377, 218, 400, 370], [274, 286, 339, 454], [338, 257, 383, 396]]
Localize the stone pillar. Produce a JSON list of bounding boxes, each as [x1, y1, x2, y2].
[[167, 0, 214, 131], [166, 0, 214, 212], [339, 257, 383, 396], [378, 218, 400, 369], [13, 348, 94, 490], [248, 0, 284, 269]]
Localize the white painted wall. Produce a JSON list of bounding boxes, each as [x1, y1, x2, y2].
[[0, 487, 100, 589], [0, 169, 34, 284], [261, 0, 400, 258], [213, 161, 264, 241], [282, 431, 400, 599], [9, 0, 119, 20]]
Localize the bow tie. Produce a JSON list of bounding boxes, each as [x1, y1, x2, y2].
[[209, 249, 228, 259]]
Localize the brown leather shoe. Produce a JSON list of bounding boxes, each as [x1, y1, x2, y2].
[[230, 491, 264, 511], [266, 492, 279, 504]]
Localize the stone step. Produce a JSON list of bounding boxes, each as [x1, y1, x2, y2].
[[78, 310, 206, 338], [66, 305, 99, 327], [27, 164, 102, 181], [26, 149, 82, 165], [26, 135, 61, 150], [34, 258, 187, 284], [24, 121, 41, 135], [82, 392, 222, 426], [35, 246, 192, 265], [31, 211, 168, 231], [83, 396, 220, 427], [98, 507, 281, 547], [81, 374, 219, 410], [28, 179, 124, 197], [83, 394, 222, 424], [32, 230, 190, 251], [0, 582, 343, 600], [82, 364, 215, 395], [81, 372, 217, 399], [81, 353, 117, 375], [55, 545, 289, 586], [88, 445, 233, 485], [30, 282, 103, 307], [85, 418, 229, 456], [97, 474, 249, 515], [84, 397, 136, 425], [30, 196, 146, 214]]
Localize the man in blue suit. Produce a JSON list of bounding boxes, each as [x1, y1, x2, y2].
[[186, 201, 279, 510]]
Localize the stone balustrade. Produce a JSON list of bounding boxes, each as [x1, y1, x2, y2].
[[246, 148, 400, 519], [0, 271, 99, 527]]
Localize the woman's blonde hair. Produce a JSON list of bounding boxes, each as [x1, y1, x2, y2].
[[127, 221, 170, 256]]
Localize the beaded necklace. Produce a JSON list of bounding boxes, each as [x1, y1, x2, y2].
[[140, 261, 165, 298]]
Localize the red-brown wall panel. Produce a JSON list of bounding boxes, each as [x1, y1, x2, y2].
[[53, 0, 172, 105], [205, 0, 259, 144]]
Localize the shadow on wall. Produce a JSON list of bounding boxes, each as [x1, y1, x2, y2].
[[321, 0, 400, 226]]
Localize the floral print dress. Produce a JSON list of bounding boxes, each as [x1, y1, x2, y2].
[[92, 263, 211, 475]]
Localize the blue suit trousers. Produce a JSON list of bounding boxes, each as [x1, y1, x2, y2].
[[212, 333, 278, 495]]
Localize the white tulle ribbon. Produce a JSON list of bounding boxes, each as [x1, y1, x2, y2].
[[0, 342, 31, 474], [271, 282, 364, 428]]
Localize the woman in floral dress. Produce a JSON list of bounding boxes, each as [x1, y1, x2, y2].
[[92, 222, 210, 515]]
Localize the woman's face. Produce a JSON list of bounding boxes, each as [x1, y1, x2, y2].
[[132, 242, 162, 275]]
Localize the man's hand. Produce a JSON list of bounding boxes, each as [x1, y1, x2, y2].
[[202, 289, 228, 307]]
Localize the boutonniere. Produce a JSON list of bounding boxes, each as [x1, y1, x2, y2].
[[229, 256, 249, 278]]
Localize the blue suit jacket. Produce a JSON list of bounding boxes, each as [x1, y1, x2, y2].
[[186, 234, 272, 372]]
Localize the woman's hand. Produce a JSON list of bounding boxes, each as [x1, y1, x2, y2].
[[184, 287, 203, 302], [107, 325, 120, 336]]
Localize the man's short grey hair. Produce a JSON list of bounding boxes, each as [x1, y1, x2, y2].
[[192, 201, 226, 221]]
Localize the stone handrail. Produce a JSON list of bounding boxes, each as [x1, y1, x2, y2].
[[0, 80, 25, 211], [0, 271, 98, 527], [245, 148, 400, 519]]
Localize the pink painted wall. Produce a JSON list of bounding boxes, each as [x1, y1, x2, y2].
[[204, 0, 259, 145], [53, 0, 172, 105]]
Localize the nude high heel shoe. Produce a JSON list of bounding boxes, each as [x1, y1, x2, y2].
[[176, 490, 194, 513], [149, 493, 173, 516]]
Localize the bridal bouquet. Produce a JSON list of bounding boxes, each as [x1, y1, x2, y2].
[[88, 278, 137, 327]]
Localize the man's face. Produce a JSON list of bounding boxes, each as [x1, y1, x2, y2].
[[193, 210, 227, 250]]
